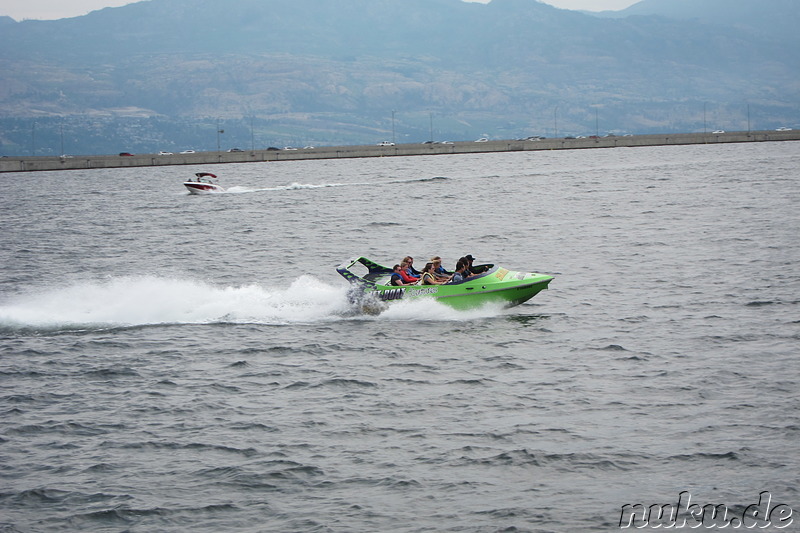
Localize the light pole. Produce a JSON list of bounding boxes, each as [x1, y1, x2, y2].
[[747, 103, 751, 134], [554, 106, 559, 138], [595, 108, 599, 137], [429, 111, 433, 143], [216, 118, 224, 151], [392, 110, 396, 145], [703, 103, 707, 135], [250, 116, 255, 150]]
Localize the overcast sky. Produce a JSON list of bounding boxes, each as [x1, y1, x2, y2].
[[2, 0, 640, 21]]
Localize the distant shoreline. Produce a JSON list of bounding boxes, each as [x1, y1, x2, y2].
[[1, 130, 798, 173]]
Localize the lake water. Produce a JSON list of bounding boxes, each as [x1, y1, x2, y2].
[[1, 141, 798, 532]]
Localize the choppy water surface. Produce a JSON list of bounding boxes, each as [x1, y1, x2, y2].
[[1, 142, 798, 532]]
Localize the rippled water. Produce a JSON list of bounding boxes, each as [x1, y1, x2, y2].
[[1, 142, 798, 532]]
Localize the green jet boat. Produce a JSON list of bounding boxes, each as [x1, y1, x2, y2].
[[337, 257, 553, 310]]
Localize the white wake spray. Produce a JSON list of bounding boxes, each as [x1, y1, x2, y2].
[[0, 275, 349, 329], [0, 274, 505, 331]]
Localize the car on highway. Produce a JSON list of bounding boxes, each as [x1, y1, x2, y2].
[[776, 127, 792, 131], [179, 149, 196, 154], [158, 151, 173, 155], [227, 148, 244, 152], [377, 141, 395, 146], [712, 130, 725, 134]]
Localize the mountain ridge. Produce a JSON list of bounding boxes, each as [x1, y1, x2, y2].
[[1, 0, 797, 154]]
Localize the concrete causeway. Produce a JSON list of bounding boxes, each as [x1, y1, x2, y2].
[[2, 130, 798, 173]]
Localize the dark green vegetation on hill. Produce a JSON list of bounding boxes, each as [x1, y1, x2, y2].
[[1, 0, 798, 155]]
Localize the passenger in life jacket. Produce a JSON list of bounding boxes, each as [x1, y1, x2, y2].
[[390, 264, 417, 286], [457, 257, 474, 279], [429, 257, 451, 281], [398, 260, 419, 283], [449, 261, 469, 283], [420, 262, 448, 285], [403, 256, 421, 276]]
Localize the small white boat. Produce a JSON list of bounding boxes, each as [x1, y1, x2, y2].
[[184, 172, 225, 194]]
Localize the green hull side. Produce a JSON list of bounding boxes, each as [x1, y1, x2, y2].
[[371, 269, 553, 310]]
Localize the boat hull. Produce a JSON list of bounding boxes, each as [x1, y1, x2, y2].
[[184, 182, 225, 194], [338, 257, 553, 310]]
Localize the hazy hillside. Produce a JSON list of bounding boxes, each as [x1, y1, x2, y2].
[[607, 0, 800, 40], [1, 0, 798, 155]]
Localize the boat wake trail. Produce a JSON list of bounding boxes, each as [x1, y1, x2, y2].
[[229, 182, 360, 193], [210, 176, 450, 194], [0, 276, 350, 332], [0, 274, 503, 334]]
